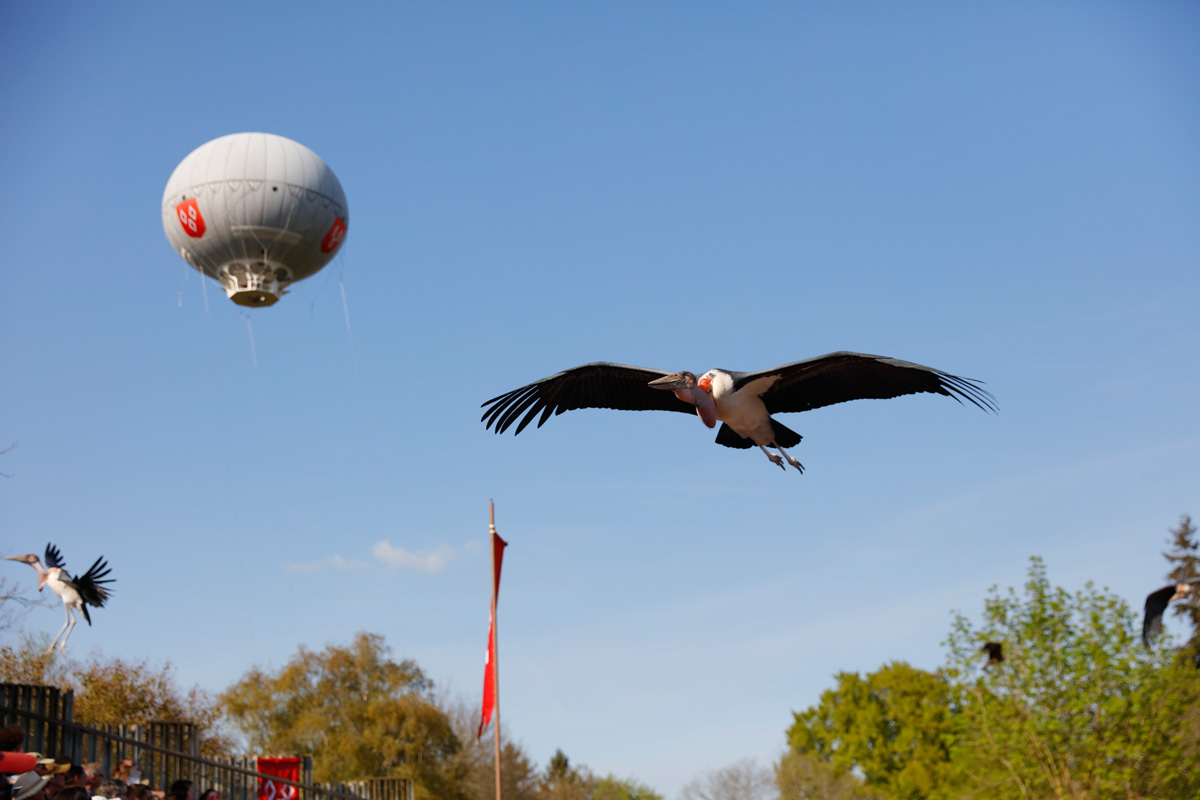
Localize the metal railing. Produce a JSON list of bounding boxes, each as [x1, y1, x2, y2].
[[1, 684, 413, 800]]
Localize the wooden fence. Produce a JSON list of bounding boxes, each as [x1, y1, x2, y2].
[[1, 684, 413, 800]]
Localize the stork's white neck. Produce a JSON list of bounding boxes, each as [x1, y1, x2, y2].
[[700, 370, 735, 400]]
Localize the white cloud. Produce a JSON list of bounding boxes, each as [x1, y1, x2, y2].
[[371, 539, 457, 573], [286, 555, 370, 573]]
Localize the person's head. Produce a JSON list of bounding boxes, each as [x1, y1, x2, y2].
[[11, 772, 48, 800], [167, 781, 191, 800], [124, 785, 150, 800], [197, 789, 219, 800], [82, 765, 104, 792], [54, 787, 90, 800], [61, 768, 84, 789], [96, 780, 126, 800], [0, 725, 25, 752], [43, 774, 66, 800], [27, 756, 58, 779]]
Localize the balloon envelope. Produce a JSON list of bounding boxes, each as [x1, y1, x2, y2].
[[162, 132, 349, 307]]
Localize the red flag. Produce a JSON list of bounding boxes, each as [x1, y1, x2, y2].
[[256, 757, 301, 800], [478, 526, 508, 738]]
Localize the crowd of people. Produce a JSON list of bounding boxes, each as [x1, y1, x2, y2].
[[1, 726, 220, 800]]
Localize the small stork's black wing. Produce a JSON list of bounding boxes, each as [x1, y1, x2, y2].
[[44, 542, 66, 570], [729, 352, 997, 415], [1143, 584, 1176, 646], [482, 362, 694, 435], [74, 556, 114, 616]]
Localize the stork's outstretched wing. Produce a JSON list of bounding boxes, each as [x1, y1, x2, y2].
[[729, 352, 997, 415], [482, 362, 694, 435], [1143, 584, 1176, 645], [44, 542, 66, 570], [1142, 577, 1200, 645], [74, 556, 114, 610]]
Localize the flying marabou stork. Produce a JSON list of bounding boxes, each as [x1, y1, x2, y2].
[[5, 543, 114, 653], [481, 351, 995, 472], [1142, 578, 1200, 647]]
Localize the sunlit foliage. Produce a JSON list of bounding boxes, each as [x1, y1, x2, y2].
[[945, 556, 1200, 799], [787, 663, 960, 799], [221, 631, 459, 796]]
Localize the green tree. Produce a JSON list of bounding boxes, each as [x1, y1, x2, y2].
[[786, 662, 959, 800], [533, 749, 660, 800], [0, 641, 229, 754], [0, 638, 74, 688], [221, 632, 460, 796], [590, 775, 662, 800], [775, 751, 884, 800], [538, 750, 593, 800], [441, 695, 540, 800], [73, 655, 230, 754], [944, 556, 1200, 800]]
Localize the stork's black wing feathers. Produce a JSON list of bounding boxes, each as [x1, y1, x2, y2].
[[715, 420, 802, 449], [482, 363, 695, 435], [44, 542, 65, 570], [74, 556, 114, 611], [1143, 584, 1176, 646], [729, 352, 997, 416]]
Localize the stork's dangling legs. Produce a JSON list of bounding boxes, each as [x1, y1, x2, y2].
[[776, 445, 803, 473], [759, 445, 785, 471], [758, 445, 803, 472], [46, 607, 76, 654]]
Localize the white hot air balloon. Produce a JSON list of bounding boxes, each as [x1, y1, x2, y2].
[[162, 132, 349, 307]]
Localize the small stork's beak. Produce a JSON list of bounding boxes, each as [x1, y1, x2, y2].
[[648, 371, 696, 391], [4, 555, 33, 563]]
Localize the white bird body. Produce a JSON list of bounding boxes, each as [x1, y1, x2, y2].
[[5, 544, 114, 654], [699, 370, 802, 468], [45, 567, 82, 608], [702, 370, 776, 440]]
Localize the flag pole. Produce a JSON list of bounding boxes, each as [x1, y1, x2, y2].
[[490, 500, 502, 800]]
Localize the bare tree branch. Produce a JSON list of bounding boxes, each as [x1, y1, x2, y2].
[[0, 440, 15, 478]]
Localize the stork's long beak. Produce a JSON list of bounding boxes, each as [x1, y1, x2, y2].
[[4, 555, 32, 562], [648, 372, 696, 391]]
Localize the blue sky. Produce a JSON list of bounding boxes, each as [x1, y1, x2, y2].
[[2, 2, 1198, 796]]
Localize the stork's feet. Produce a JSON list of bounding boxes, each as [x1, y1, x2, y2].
[[766, 453, 804, 472], [761, 445, 804, 474]]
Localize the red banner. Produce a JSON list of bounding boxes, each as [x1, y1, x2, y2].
[[321, 217, 347, 252], [257, 757, 301, 800], [175, 198, 206, 238], [478, 529, 508, 738]]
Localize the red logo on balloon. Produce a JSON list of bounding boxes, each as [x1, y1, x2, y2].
[[321, 217, 347, 253], [175, 198, 206, 238]]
